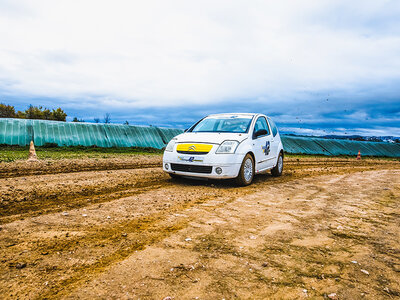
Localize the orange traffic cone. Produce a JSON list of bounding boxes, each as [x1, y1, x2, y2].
[[356, 150, 361, 160], [27, 140, 38, 162]]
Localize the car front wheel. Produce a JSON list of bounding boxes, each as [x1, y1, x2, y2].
[[235, 154, 254, 186], [271, 152, 283, 177]]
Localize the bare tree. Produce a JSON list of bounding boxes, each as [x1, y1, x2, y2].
[[104, 113, 111, 124], [94, 118, 100, 123]]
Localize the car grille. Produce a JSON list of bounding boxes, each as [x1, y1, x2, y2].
[[176, 151, 209, 155], [176, 143, 213, 155], [170, 163, 212, 174]]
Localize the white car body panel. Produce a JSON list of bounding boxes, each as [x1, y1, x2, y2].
[[163, 113, 284, 180], [173, 132, 248, 145]]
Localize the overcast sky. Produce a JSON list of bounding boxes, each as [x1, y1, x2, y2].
[[0, 0, 399, 136]]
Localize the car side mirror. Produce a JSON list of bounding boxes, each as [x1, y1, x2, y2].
[[254, 129, 268, 138]]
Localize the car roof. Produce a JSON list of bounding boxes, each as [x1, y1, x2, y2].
[[206, 113, 261, 118]]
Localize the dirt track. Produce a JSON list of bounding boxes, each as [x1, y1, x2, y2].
[[0, 156, 399, 299]]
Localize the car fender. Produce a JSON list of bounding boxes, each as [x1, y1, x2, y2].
[[274, 138, 284, 165], [236, 138, 254, 157]]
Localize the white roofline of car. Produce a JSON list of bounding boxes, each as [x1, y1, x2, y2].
[[207, 113, 264, 117]]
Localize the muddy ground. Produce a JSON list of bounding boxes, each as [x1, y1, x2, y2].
[[0, 155, 399, 299]]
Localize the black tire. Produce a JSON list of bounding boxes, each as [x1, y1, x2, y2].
[[169, 173, 181, 179], [235, 154, 255, 186], [271, 152, 283, 177]]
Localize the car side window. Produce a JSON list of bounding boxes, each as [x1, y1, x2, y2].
[[268, 118, 278, 137], [253, 117, 270, 138]]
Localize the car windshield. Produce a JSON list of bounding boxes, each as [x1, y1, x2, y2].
[[190, 116, 253, 133]]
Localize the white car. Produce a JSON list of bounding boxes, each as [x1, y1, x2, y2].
[[163, 113, 284, 185]]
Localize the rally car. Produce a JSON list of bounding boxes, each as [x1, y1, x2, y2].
[[163, 113, 284, 185]]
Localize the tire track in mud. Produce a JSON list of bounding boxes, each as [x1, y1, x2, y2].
[[67, 169, 400, 300], [0, 158, 395, 225], [0, 168, 170, 224], [1, 185, 234, 299], [0, 182, 166, 225], [0, 162, 161, 179], [1, 157, 399, 299], [62, 169, 400, 299], [39, 201, 213, 299], [0, 157, 162, 179]]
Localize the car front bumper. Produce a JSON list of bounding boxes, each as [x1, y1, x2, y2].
[[163, 151, 245, 179]]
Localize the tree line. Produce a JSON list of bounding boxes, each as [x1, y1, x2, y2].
[[0, 103, 129, 124], [0, 103, 67, 121]]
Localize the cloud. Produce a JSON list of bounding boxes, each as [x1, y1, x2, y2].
[[0, 0, 399, 135]]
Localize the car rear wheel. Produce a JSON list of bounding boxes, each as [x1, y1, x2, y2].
[[271, 152, 283, 177], [235, 154, 254, 186]]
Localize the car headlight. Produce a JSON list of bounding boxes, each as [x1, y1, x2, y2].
[[165, 139, 176, 152], [216, 140, 239, 154]]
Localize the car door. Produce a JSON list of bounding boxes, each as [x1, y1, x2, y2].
[[252, 116, 274, 171], [267, 118, 280, 161]]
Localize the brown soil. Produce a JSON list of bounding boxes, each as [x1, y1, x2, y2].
[[0, 155, 162, 179], [0, 155, 399, 299]]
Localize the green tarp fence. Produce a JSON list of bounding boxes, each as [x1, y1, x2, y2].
[[0, 118, 182, 149], [281, 135, 400, 157], [0, 118, 399, 157]]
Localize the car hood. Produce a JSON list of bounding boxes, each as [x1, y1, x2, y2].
[[174, 132, 249, 145]]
